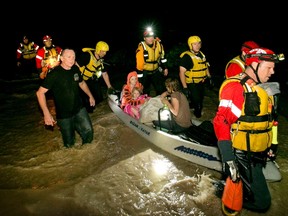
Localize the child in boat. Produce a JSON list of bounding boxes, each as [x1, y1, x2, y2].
[[124, 86, 150, 119]]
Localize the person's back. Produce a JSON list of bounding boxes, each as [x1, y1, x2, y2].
[[225, 41, 259, 78]]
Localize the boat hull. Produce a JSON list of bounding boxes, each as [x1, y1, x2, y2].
[[108, 94, 223, 172]]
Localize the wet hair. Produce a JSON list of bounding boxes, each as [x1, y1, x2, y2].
[[132, 86, 143, 94], [165, 78, 181, 92]]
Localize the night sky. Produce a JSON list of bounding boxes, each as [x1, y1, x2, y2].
[[10, 5, 288, 84]]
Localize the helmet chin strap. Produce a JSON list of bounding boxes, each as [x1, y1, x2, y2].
[[249, 63, 261, 84]]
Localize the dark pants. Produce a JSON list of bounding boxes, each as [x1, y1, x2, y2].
[[235, 150, 271, 212], [57, 107, 93, 148], [152, 118, 189, 134], [140, 70, 166, 96], [17, 58, 37, 78], [187, 82, 205, 118]]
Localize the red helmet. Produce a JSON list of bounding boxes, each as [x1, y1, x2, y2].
[[245, 48, 279, 66], [241, 41, 259, 54], [43, 35, 52, 42]]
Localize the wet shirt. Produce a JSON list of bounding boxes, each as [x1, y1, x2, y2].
[[41, 65, 84, 119]]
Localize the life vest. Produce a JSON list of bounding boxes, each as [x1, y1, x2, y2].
[[42, 46, 61, 69], [220, 75, 274, 152], [138, 40, 166, 72], [180, 50, 209, 84], [18, 42, 38, 60], [224, 55, 245, 78], [78, 48, 104, 81]]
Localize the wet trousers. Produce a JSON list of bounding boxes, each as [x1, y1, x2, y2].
[[187, 82, 204, 118], [139, 70, 166, 96], [57, 107, 94, 148], [235, 150, 271, 212]]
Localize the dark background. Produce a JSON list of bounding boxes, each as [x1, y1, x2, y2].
[[8, 5, 288, 87]]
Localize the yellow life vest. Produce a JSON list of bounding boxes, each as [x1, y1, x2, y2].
[[180, 50, 209, 84], [78, 48, 103, 81], [20, 42, 37, 60], [221, 76, 274, 152], [224, 55, 245, 77], [139, 40, 164, 72]]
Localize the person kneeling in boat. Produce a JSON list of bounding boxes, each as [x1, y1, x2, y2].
[[121, 71, 149, 119], [152, 77, 192, 134]]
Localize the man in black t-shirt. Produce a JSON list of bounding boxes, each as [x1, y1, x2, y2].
[[36, 48, 95, 148]]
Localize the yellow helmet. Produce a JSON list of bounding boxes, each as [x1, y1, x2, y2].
[[95, 41, 109, 54], [188, 36, 201, 49]]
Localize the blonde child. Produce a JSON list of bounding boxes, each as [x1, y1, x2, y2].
[[124, 86, 150, 119]]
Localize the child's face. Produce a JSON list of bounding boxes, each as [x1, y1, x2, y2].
[[132, 90, 140, 99]]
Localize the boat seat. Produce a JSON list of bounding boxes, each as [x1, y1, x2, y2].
[[178, 121, 218, 147]]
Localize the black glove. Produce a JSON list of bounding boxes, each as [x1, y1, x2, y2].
[[217, 140, 240, 181], [267, 144, 278, 161], [107, 87, 116, 95], [182, 88, 190, 98], [223, 160, 240, 182]]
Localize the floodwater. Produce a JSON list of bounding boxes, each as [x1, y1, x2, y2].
[[0, 79, 287, 216]]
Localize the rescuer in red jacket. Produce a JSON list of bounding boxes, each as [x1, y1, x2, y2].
[[35, 35, 62, 79]]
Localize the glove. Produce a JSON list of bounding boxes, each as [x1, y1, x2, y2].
[[182, 88, 190, 98], [223, 160, 240, 182], [107, 87, 116, 95], [217, 140, 240, 181], [267, 144, 278, 161]]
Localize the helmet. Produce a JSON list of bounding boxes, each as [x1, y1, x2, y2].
[[95, 41, 109, 54], [241, 41, 259, 54], [143, 26, 154, 37], [245, 48, 284, 66], [188, 36, 201, 49], [43, 35, 52, 42], [143, 30, 154, 37]]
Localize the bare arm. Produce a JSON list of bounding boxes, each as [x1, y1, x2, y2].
[[161, 97, 179, 116], [36, 87, 56, 126], [79, 80, 95, 107]]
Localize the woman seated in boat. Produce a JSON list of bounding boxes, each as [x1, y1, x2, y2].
[[152, 77, 192, 134], [121, 71, 149, 118]]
